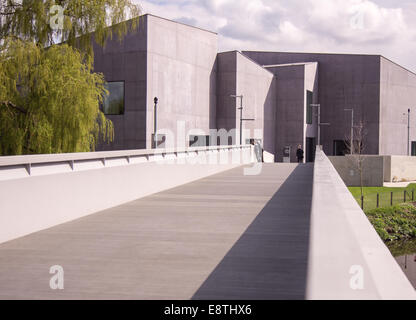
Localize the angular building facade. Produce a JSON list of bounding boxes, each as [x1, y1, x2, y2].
[[94, 14, 416, 162]]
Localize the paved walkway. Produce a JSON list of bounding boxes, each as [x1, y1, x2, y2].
[[0, 163, 313, 300], [384, 181, 416, 188]]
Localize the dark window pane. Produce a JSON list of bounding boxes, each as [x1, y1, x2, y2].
[[189, 135, 210, 147], [103, 82, 124, 115], [306, 90, 313, 124], [333, 140, 348, 156]]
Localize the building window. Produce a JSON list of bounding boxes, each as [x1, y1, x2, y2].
[[412, 142, 416, 156], [333, 140, 347, 156], [189, 135, 210, 147], [103, 81, 125, 115], [306, 90, 313, 124]]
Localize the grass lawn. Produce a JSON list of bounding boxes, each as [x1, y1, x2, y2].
[[366, 204, 416, 241], [348, 184, 416, 211]]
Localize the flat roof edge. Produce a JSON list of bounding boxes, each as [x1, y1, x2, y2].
[[144, 13, 218, 35], [264, 62, 318, 68], [380, 55, 416, 77]]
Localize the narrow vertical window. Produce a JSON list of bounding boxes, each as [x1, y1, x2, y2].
[[103, 81, 125, 115], [306, 90, 313, 124]]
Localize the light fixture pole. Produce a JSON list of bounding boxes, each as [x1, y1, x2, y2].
[[230, 94, 255, 145], [153, 97, 158, 148], [403, 109, 411, 156], [311, 103, 330, 148], [344, 108, 354, 155], [408, 108, 410, 156], [230, 95, 243, 145]]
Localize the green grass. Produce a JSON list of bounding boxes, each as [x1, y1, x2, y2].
[[348, 184, 416, 211], [365, 204, 416, 242], [387, 238, 416, 256]]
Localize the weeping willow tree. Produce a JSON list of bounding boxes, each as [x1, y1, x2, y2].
[[0, 0, 142, 155]]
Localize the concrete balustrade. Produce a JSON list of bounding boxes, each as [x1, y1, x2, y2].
[[308, 147, 416, 299], [0, 145, 254, 244]]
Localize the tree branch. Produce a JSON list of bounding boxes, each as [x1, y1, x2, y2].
[[1, 101, 27, 114]]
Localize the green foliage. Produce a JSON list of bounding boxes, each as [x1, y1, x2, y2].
[[387, 238, 416, 257], [365, 204, 416, 242], [0, 39, 113, 154], [0, 0, 141, 55], [0, 0, 142, 155]]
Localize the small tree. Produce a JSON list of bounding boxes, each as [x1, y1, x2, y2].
[[345, 120, 367, 199]]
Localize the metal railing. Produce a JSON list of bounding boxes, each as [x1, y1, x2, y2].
[[360, 189, 415, 211]]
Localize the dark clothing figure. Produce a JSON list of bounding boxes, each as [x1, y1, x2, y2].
[[296, 148, 304, 163]]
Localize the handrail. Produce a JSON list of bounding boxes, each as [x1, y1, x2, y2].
[[0, 144, 251, 168]]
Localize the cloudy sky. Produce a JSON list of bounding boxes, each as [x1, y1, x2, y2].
[[135, 0, 416, 72]]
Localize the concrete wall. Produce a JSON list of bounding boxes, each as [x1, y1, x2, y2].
[[309, 148, 416, 299], [93, 15, 218, 151], [328, 155, 384, 187], [380, 57, 416, 155], [304, 62, 319, 143], [235, 52, 276, 159], [267, 64, 305, 162], [330, 154, 416, 185], [93, 17, 148, 150], [384, 156, 416, 182], [215, 51, 276, 160], [146, 15, 218, 149], [243, 52, 382, 156], [0, 146, 253, 244], [216, 51, 237, 142]]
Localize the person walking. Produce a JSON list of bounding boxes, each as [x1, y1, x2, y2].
[[296, 145, 304, 163]]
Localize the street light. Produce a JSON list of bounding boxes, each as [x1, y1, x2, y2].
[[344, 108, 354, 155], [230, 94, 255, 145], [153, 97, 158, 148], [408, 108, 410, 156], [403, 108, 411, 156], [311, 103, 330, 148]]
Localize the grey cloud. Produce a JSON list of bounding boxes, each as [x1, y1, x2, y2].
[[141, 0, 416, 71]]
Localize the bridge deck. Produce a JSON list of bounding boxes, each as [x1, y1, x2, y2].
[[0, 163, 313, 299]]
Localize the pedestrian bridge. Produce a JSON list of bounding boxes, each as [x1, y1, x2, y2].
[[0, 145, 414, 299]]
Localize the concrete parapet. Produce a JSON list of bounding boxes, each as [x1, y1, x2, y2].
[[383, 155, 416, 183], [328, 155, 384, 187], [307, 147, 416, 299], [0, 145, 253, 244]]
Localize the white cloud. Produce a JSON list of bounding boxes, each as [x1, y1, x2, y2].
[[136, 0, 416, 71]]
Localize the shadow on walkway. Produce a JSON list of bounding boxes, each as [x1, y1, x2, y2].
[[192, 163, 314, 300]]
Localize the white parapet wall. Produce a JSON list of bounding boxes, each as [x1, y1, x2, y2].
[[0, 145, 254, 244], [384, 155, 416, 182], [307, 147, 416, 299]]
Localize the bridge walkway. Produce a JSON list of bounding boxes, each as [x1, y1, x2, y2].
[[0, 163, 313, 299]]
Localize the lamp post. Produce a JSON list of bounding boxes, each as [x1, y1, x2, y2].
[[311, 103, 330, 148], [403, 108, 410, 156], [153, 97, 158, 148], [344, 108, 354, 155], [230, 94, 255, 145], [408, 108, 410, 156]]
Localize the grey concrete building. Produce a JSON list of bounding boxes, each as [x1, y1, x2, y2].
[[93, 14, 217, 150], [243, 51, 416, 159], [94, 14, 416, 162]]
